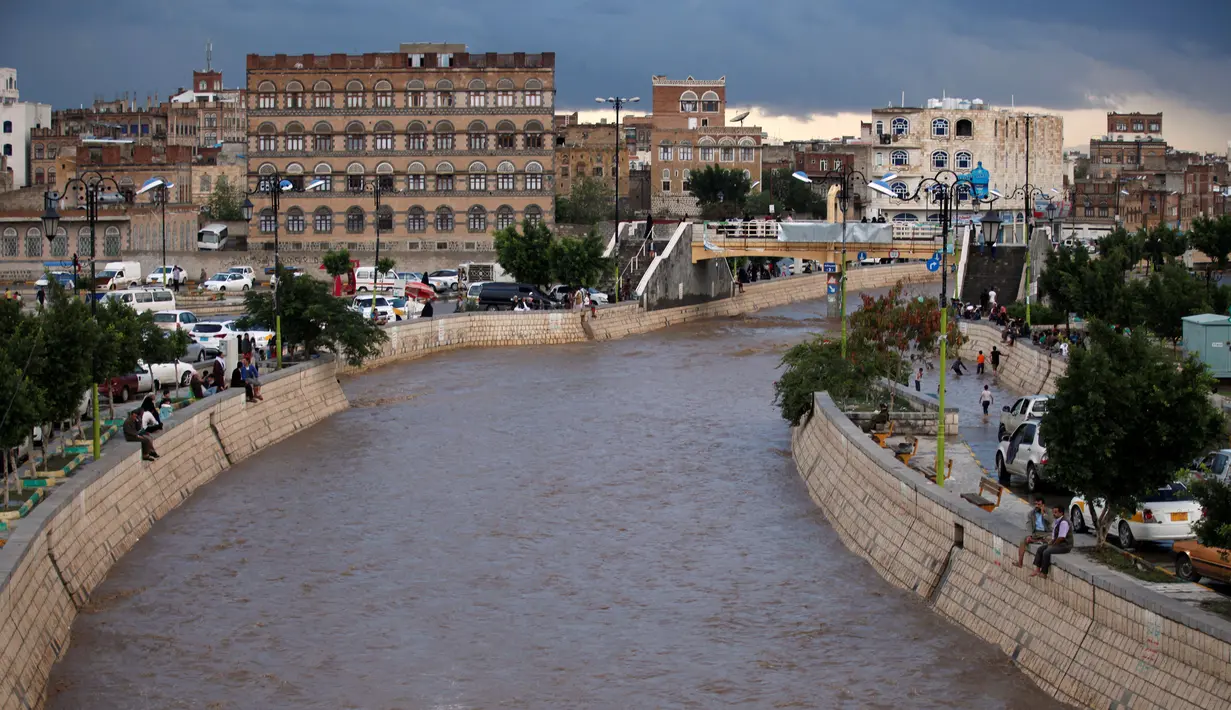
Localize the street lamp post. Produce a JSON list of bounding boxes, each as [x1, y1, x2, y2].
[[1003, 184, 1058, 327], [596, 96, 639, 301], [242, 173, 324, 370], [137, 177, 175, 288], [41, 171, 122, 462], [870, 171, 997, 486], [791, 165, 881, 358], [361, 177, 386, 320]]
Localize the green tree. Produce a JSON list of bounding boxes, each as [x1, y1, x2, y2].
[[204, 175, 245, 221], [1188, 215, 1231, 285], [322, 248, 353, 279], [240, 273, 388, 366], [0, 301, 47, 500], [377, 256, 397, 275], [494, 219, 554, 287], [561, 176, 615, 225], [1139, 263, 1210, 345], [765, 168, 828, 216], [1190, 477, 1231, 550], [549, 230, 611, 287], [774, 335, 899, 425], [1097, 227, 1144, 270], [1042, 323, 1222, 546], [689, 165, 751, 215], [1141, 224, 1187, 272]]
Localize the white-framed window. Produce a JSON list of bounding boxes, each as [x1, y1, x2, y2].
[[314, 208, 333, 233], [468, 91, 485, 108], [469, 173, 487, 191], [875, 120, 884, 135], [890, 182, 908, 199], [701, 90, 720, 113], [257, 88, 275, 109], [891, 117, 909, 136], [720, 147, 735, 162], [682, 169, 692, 192], [468, 206, 487, 232], [407, 207, 427, 232], [496, 206, 515, 230], [931, 151, 948, 169], [740, 146, 755, 162], [932, 118, 949, 137], [678, 145, 693, 161], [525, 205, 543, 227], [345, 80, 364, 108], [700, 146, 714, 162], [314, 81, 333, 108], [259, 208, 277, 233], [286, 209, 305, 234], [525, 90, 542, 107], [955, 151, 973, 170], [661, 168, 671, 192], [496, 90, 514, 107], [497, 173, 514, 191], [891, 150, 908, 167], [659, 146, 672, 161], [679, 90, 698, 113], [876, 152, 884, 167], [436, 207, 455, 232], [258, 135, 276, 152]]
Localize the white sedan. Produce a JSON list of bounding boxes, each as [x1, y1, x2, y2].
[[223, 320, 275, 350], [427, 269, 459, 292], [202, 272, 254, 292], [351, 295, 395, 323], [1070, 482, 1203, 548], [146, 265, 183, 286], [191, 321, 237, 348], [141, 358, 198, 388]]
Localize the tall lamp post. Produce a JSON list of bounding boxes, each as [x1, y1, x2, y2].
[[790, 166, 885, 357], [41, 171, 122, 461], [242, 173, 325, 370], [1003, 184, 1059, 327], [137, 177, 175, 287], [359, 176, 388, 319], [596, 96, 639, 301], [870, 170, 997, 486]]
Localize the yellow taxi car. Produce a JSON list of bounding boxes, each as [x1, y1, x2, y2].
[[1174, 540, 1231, 584]]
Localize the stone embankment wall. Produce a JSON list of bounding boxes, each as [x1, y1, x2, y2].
[[958, 321, 1065, 395], [0, 359, 347, 710], [344, 262, 936, 373], [793, 393, 1231, 709]]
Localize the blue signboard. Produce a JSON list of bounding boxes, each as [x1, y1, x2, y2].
[[857, 251, 868, 262], [926, 259, 941, 273], [827, 283, 838, 295], [823, 262, 838, 273]]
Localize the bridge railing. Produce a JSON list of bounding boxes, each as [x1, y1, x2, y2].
[[700, 220, 968, 244]]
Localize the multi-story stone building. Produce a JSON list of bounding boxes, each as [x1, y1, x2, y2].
[[647, 75, 763, 217], [168, 68, 247, 148], [866, 98, 1064, 231], [52, 95, 167, 145], [789, 133, 877, 219], [0, 68, 53, 188], [553, 113, 622, 199], [28, 127, 78, 191], [0, 154, 12, 193], [245, 43, 556, 247]]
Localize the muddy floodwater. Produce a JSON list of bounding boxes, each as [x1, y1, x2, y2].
[[47, 294, 1062, 709]]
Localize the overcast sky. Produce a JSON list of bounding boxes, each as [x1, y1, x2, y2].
[[5, 0, 1230, 151]]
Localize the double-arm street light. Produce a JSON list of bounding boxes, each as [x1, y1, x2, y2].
[[136, 177, 175, 290], [1002, 184, 1059, 327], [791, 165, 885, 357], [41, 171, 123, 461], [242, 173, 325, 370], [869, 170, 999, 487], [356, 176, 391, 319], [596, 96, 639, 301]]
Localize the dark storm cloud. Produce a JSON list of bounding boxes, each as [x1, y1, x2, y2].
[[4, 0, 1229, 114]]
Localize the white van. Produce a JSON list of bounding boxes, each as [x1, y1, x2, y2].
[[94, 261, 142, 291], [197, 223, 229, 251], [354, 266, 406, 293], [101, 288, 176, 314]]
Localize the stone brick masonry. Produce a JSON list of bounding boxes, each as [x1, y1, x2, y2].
[[793, 393, 1231, 709], [957, 321, 1065, 395], [0, 359, 347, 710]]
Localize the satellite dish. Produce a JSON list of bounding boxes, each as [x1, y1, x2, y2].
[[732, 111, 750, 124]]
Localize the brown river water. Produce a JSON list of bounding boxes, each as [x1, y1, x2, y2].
[[46, 294, 1061, 709]]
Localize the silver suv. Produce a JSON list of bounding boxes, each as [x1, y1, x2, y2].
[[999, 394, 1050, 440], [996, 421, 1049, 493]]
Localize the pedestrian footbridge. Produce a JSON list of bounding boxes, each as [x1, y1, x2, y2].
[[690, 220, 960, 265]]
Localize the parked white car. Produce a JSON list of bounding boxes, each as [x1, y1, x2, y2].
[[142, 358, 197, 388], [222, 320, 275, 350], [354, 266, 407, 293], [586, 288, 609, 304], [427, 269, 459, 292], [35, 270, 72, 288], [351, 295, 395, 323], [227, 265, 256, 278], [995, 421, 1049, 493], [999, 394, 1051, 440], [1192, 449, 1231, 484], [191, 321, 237, 347], [1070, 483, 1202, 548], [202, 272, 253, 292], [153, 309, 199, 332], [145, 265, 184, 286]]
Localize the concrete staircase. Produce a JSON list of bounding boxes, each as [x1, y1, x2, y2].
[[960, 246, 1027, 306]]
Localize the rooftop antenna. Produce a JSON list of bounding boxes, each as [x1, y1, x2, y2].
[[206, 40, 213, 72], [901, 90, 905, 108]]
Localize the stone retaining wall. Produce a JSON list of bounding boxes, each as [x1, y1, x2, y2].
[[345, 262, 936, 373], [793, 392, 1231, 709], [958, 321, 1065, 395], [0, 359, 347, 710]]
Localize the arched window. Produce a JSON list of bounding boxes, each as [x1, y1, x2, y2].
[[313, 80, 333, 109], [34, 168, 44, 185], [931, 150, 948, 169], [345, 80, 364, 109], [259, 208, 276, 234], [313, 206, 333, 233], [679, 90, 698, 113], [25, 228, 42, 257], [525, 161, 544, 191], [468, 161, 488, 191], [495, 78, 515, 107], [890, 181, 909, 199], [524, 78, 543, 107], [47, 168, 55, 187], [34, 144, 43, 159], [375, 205, 394, 232], [435, 206, 455, 232], [76, 226, 91, 257], [661, 168, 671, 192], [50, 227, 68, 257], [407, 79, 425, 107], [346, 206, 365, 233], [313, 121, 333, 152], [257, 122, 277, 152], [435, 161, 455, 192], [2, 144, 11, 157], [285, 121, 305, 152], [495, 120, 515, 150], [467, 79, 487, 108], [932, 118, 949, 137], [257, 80, 276, 109], [284, 81, 304, 109], [345, 121, 365, 152], [407, 120, 427, 150], [682, 168, 692, 191], [375, 161, 395, 191], [891, 117, 909, 136], [955, 184, 971, 201], [407, 161, 426, 191], [875, 120, 884, 136], [468, 205, 487, 232], [955, 119, 973, 138], [0, 227, 15, 257], [525, 205, 543, 228], [346, 161, 365, 192], [893, 213, 919, 222], [407, 206, 427, 233], [313, 162, 333, 191], [374, 79, 393, 108], [890, 150, 909, 167], [286, 207, 305, 234], [496, 205, 515, 230], [738, 137, 756, 162], [496, 161, 515, 191], [435, 79, 454, 108], [468, 120, 488, 150], [955, 151, 973, 170], [1, 121, 11, 133], [701, 90, 720, 112], [435, 120, 455, 151], [103, 226, 121, 256], [256, 162, 277, 191], [373, 120, 394, 151], [524, 120, 544, 149]]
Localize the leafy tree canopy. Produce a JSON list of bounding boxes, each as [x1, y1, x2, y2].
[[203, 175, 245, 222], [1190, 477, 1231, 551], [322, 249, 353, 278], [494, 219, 555, 287], [549, 230, 611, 287], [557, 176, 615, 226], [376, 256, 397, 275], [1188, 215, 1231, 273], [689, 165, 752, 210]]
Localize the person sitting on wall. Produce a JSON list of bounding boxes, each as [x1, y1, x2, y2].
[[865, 403, 891, 434], [124, 407, 158, 462], [1031, 506, 1073, 578], [232, 365, 255, 402]]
